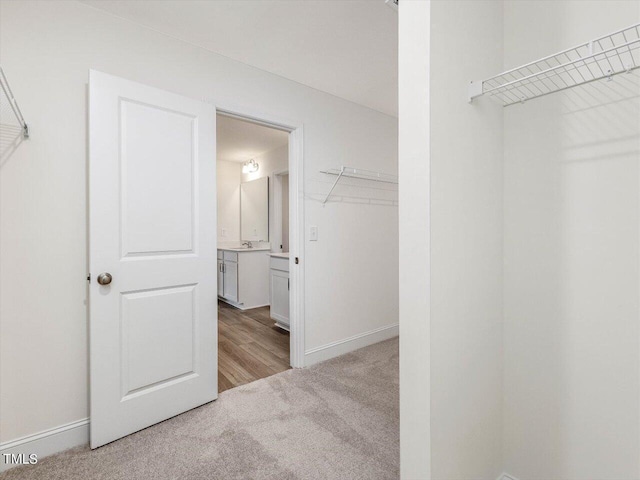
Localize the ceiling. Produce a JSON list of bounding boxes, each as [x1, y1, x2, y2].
[[217, 115, 288, 163], [79, 0, 398, 116]]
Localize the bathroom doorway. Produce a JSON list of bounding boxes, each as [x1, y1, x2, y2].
[[215, 112, 300, 392]]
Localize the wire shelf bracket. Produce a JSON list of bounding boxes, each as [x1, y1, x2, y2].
[[468, 23, 640, 107], [320, 166, 398, 205], [0, 67, 29, 139]]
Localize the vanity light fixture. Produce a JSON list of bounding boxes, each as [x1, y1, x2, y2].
[[242, 159, 259, 174]]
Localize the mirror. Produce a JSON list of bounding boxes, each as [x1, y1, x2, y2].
[[241, 177, 269, 241]]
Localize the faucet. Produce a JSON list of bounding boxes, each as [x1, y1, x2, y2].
[[242, 241, 253, 249]]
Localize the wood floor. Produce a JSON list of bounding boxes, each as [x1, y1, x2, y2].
[[218, 300, 290, 393]]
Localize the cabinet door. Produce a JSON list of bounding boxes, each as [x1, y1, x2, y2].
[[223, 261, 238, 303], [217, 260, 224, 297], [270, 269, 290, 326]]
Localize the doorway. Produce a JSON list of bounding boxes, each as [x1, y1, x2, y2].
[[215, 112, 301, 392]]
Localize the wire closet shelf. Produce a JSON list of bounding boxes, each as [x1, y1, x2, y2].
[[0, 66, 28, 139], [468, 23, 640, 107], [320, 166, 398, 205]]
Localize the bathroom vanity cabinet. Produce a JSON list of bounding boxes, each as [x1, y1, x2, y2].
[[217, 248, 270, 310]]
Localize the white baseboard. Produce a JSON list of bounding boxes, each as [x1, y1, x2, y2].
[[0, 418, 89, 472], [497, 473, 519, 480], [218, 297, 269, 311], [304, 323, 399, 366]]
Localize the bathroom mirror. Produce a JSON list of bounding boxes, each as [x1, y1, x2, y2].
[[241, 177, 269, 242]]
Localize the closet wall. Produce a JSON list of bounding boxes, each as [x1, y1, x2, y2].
[[401, 1, 640, 478], [503, 1, 640, 478], [429, 1, 504, 478]]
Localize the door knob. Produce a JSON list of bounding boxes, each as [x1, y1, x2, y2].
[[97, 273, 113, 285]]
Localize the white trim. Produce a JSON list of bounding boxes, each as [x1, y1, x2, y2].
[[271, 168, 289, 254], [218, 298, 270, 311], [304, 324, 399, 366], [288, 126, 305, 368], [214, 103, 300, 135], [0, 418, 89, 472]]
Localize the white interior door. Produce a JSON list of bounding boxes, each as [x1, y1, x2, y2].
[[89, 70, 217, 448]]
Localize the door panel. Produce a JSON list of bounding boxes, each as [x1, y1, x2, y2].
[[89, 70, 217, 448], [121, 100, 196, 256], [122, 285, 196, 395]]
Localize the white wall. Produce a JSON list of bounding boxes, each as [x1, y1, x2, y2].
[[502, 2, 640, 478], [0, 0, 398, 446], [429, 1, 504, 478], [241, 143, 287, 184], [241, 143, 288, 250], [401, 1, 640, 478], [218, 143, 288, 248], [399, 3, 504, 477], [217, 160, 242, 245]]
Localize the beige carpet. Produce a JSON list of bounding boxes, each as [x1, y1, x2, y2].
[[1, 338, 399, 480]]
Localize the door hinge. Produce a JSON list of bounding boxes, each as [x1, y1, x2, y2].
[[87, 274, 91, 283], [295, 257, 299, 265]]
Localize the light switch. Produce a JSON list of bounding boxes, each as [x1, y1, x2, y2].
[[310, 226, 318, 241], [221, 228, 227, 237]]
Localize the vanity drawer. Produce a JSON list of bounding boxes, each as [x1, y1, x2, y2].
[[217, 250, 223, 260], [270, 256, 289, 272], [223, 251, 238, 263]]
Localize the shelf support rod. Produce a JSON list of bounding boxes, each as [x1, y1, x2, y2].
[[0, 67, 29, 139], [322, 166, 345, 206]]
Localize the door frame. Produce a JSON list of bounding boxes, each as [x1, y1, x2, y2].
[[271, 168, 289, 254], [216, 106, 305, 369]]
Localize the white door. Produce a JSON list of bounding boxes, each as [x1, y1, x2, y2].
[[223, 260, 238, 303], [89, 70, 217, 448]]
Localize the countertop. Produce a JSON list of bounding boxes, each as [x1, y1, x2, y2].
[[269, 252, 290, 259], [217, 246, 271, 252]]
